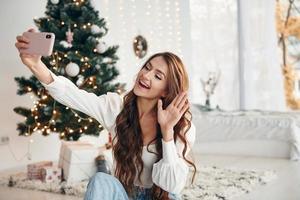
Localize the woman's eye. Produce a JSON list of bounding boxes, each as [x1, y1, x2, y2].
[[144, 65, 150, 70], [155, 75, 162, 80]]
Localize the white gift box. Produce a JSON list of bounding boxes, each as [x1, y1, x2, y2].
[[59, 141, 103, 182], [41, 166, 62, 183]]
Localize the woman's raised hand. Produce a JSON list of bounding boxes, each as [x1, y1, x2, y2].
[[15, 29, 54, 84], [157, 92, 189, 141], [15, 28, 42, 69]]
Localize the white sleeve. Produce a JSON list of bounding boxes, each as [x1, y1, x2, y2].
[[152, 123, 196, 194], [40, 70, 123, 132]]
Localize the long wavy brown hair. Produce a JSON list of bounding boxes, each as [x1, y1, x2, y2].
[[113, 52, 197, 199]]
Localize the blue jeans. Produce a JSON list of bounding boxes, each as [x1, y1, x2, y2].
[[84, 172, 181, 200]]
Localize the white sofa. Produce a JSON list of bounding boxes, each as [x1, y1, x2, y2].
[[190, 105, 300, 160]]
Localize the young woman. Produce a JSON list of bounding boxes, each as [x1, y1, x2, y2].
[[15, 29, 196, 200]]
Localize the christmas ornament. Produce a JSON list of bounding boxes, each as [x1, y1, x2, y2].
[[76, 75, 84, 86], [95, 64, 101, 70], [96, 42, 107, 54], [133, 35, 148, 59], [65, 62, 80, 77], [50, 0, 59, 4], [66, 27, 74, 44], [91, 24, 103, 34], [103, 57, 112, 63], [60, 41, 72, 49]]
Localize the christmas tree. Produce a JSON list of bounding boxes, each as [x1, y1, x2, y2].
[[14, 0, 125, 140]]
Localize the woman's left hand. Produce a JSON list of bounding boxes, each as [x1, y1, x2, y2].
[[157, 92, 189, 141]]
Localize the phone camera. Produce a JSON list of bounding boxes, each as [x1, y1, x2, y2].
[[46, 34, 51, 39]]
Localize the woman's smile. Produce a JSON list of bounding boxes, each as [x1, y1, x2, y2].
[[138, 79, 151, 90]]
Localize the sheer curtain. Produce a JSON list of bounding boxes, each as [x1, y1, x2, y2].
[[238, 0, 286, 110], [190, 0, 286, 111], [189, 0, 239, 110]]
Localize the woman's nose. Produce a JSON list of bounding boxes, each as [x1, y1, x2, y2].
[[143, 71, 152, 80]]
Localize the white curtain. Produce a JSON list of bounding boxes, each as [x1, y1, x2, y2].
[[238, 0, 286, 111], [190, 0, 286, 111], [189, 0, 239, 110]]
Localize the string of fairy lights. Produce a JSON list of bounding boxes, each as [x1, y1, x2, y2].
[[20, 0, 185, 161], [24, 47, 104, 136], [101, 0, 185, 86], [25, 0, 110, 140]]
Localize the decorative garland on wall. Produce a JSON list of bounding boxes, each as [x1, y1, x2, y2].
[[276, 0, 300, 109]]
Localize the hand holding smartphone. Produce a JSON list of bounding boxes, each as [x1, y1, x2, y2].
[[20, 32, 55, 56], [15, 29, 56, 85]]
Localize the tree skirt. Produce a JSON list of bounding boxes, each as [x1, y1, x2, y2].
[[0, 166, 276, 200]]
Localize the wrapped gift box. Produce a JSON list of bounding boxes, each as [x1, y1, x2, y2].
[[59, 141, 103, 182], [27, 161, 53, 180], [58, 141, 90, 168], [41, 166, 62, 183]]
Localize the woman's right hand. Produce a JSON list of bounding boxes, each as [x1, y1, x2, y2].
[[15, 28, 42, 69], [15, 28, 54, 85]]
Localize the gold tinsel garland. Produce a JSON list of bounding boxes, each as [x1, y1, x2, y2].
[[282, 64, 300, 109], [276, 1, 300, 109]]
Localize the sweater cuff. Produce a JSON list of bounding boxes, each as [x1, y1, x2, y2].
[[40, 70, 66, 95], [162, 139, 179, 164]]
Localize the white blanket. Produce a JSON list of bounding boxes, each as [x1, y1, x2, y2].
[[191, 106, 300, 160]]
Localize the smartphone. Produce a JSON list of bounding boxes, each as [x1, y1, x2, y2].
[[21, 32, 55, 56]]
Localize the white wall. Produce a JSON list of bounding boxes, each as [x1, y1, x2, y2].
[[95, 0, 192, 90], [0, 0, 192, 171], [0, 0, 63, 171]]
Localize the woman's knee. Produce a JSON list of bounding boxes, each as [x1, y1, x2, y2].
[[92, 172, 121, 185], [85, 172, 129, 200], [93, 172, 112, 181]]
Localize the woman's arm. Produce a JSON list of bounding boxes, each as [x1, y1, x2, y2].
[[27, 61, 54, 85], [151, 123, 196, 194], [15, 29, 122, 132], [41, 71, 122, 131]]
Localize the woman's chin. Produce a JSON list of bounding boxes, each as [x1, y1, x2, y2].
[[133, 87, 150, 98], [133, 87, 141, 96]]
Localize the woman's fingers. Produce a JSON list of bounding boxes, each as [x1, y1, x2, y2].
[[19, 52, 32, 57], [15, 41, 29, 50], [16, 33, 31, 52], [16, 35, 30, 43], [177, 95, 188, 110], [172, 92, 182, 107], [180, 101, 189, 114], [157, 99, 163, 112], [15, 28, 35, 47], [27, 28, 36, 32], [174, 92, 187, 108]]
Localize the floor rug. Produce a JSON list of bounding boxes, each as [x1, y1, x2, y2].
[[0, 166, 276, 200]]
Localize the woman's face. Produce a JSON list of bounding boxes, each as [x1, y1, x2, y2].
[[133, 56, 168, 99]]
